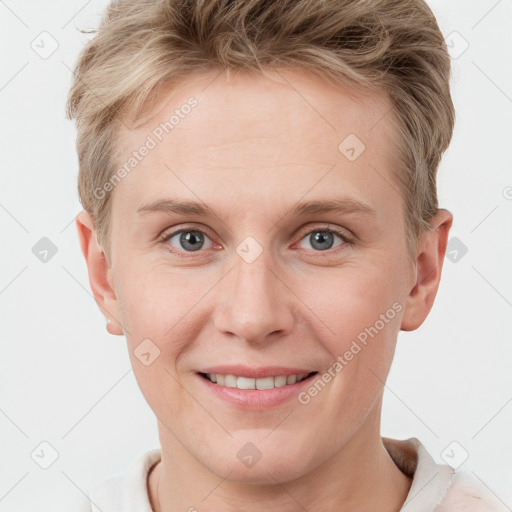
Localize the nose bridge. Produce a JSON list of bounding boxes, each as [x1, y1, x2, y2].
[[213, 236, 294, 343]]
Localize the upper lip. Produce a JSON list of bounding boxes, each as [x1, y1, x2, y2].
[[198, 365, 317, 379]]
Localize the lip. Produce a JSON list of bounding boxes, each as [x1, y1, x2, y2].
[[198, 365, 315, 379], [195, 367, 319, 410]]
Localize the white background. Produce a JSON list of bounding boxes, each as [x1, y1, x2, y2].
[[0, 0, 511, 510]]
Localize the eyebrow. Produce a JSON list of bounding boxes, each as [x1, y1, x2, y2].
[[293, 198, 376, 217], [136, 197, 377, 219]]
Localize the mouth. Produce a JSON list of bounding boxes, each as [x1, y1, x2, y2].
[[198, 371, 318, 390]]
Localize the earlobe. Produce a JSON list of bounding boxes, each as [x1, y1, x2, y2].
[[400, 209, 453, 332], [106, 318, 123, 336], [75, 210, 124, 336]]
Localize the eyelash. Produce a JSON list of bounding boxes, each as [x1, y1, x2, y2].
[[157, 224, 354, 258]]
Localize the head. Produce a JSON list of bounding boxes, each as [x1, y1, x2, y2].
[[68, 0, 454, 483]]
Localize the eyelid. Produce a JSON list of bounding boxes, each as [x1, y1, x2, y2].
[[295, 223, 353, 243], [158, 223, 213, 240]]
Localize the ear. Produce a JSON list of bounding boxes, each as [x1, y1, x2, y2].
[[75, 210, 124, 336], [400, 209, 453, 331]]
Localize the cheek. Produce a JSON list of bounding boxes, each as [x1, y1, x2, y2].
[[114, 263, 213, 412], [306, 265, 402, 342], [114, 260, 202, 337], [118, 273, 195, 414]]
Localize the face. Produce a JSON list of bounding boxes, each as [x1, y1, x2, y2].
[[91, 68, 422, 482]]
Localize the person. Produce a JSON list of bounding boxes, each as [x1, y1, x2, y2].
[[66, 0, 507, 510]]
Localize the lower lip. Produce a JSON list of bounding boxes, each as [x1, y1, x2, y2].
[[196, 373, 317, 410]]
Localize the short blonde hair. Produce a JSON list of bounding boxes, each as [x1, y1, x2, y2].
[[66, 0, 454, 260]]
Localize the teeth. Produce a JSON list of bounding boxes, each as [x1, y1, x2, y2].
[[237, 376, 256, 390], [274, 376, 287, 388], [224, 375, 237, 388], [205, 372, 313, 389], [256, 377, 274, 390]]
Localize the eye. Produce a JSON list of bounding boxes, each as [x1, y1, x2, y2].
[[158, 227, 215, 255], [157, 224, 353, 257], [296, 226, 351, 252]]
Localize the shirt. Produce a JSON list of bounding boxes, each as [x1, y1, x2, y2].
[[74, 437, 508, 511]]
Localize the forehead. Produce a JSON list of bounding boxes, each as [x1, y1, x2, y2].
[[112, 68, 401, 218], [118, 67, 396, 151]]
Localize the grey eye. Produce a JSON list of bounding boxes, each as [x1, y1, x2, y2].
[[298, 229, 345, 251], [168, 230, 213, 252]]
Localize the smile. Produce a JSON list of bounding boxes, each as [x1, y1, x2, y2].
[[199, 372, 318, 390]]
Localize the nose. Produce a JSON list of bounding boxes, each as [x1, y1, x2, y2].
[[212, 243, 295, 345]]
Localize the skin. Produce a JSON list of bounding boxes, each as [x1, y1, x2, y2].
[[76, 68, 453, 511]]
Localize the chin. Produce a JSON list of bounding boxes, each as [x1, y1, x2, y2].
[[202, 444, 313, 485]]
